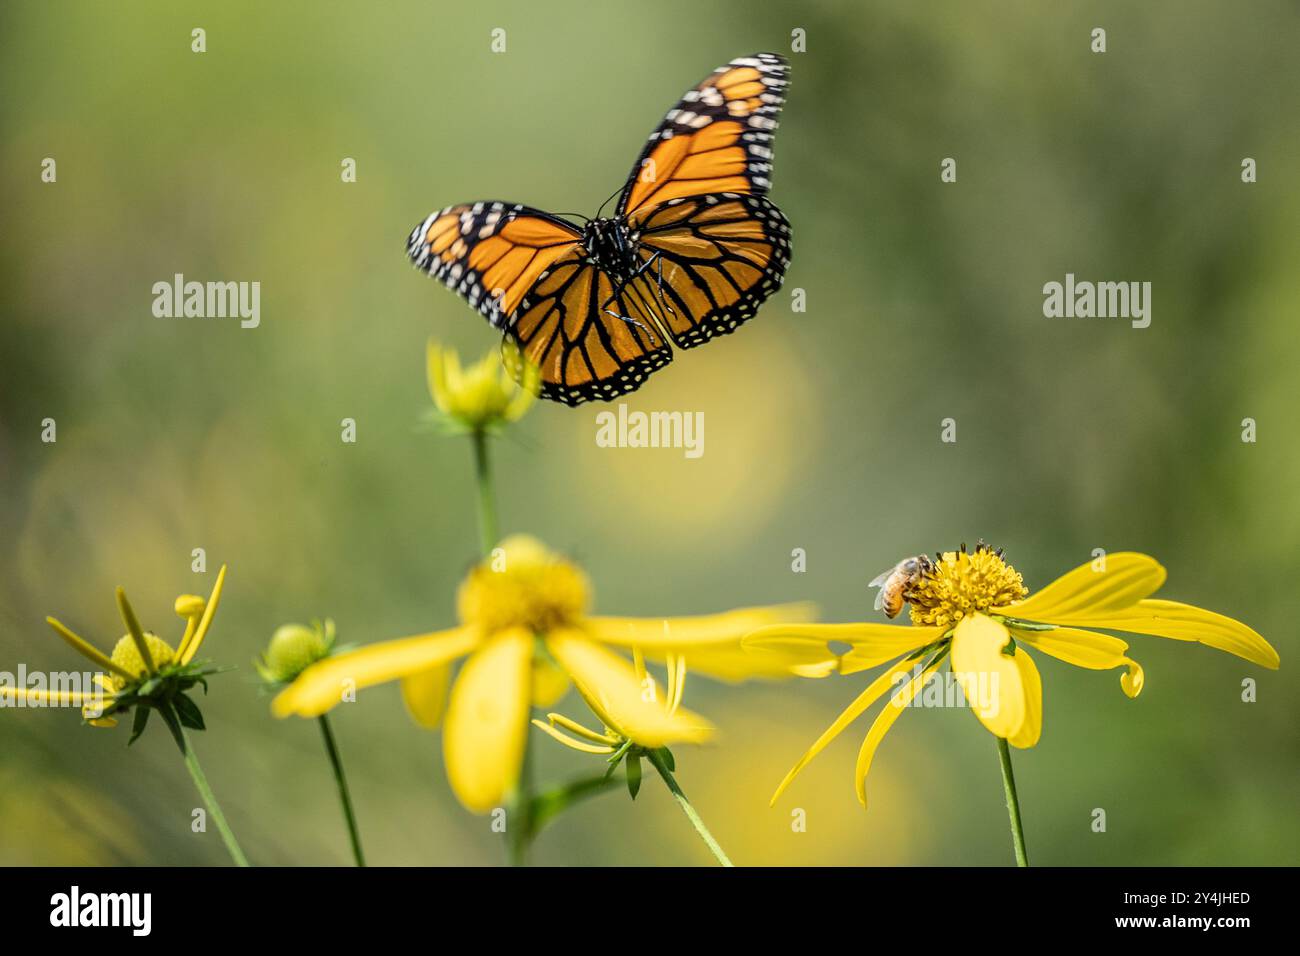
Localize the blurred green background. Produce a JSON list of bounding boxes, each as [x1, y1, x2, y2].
[[2, 0, 1297, 866]]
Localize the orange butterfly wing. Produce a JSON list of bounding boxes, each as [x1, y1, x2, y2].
[[626, 193, 791, 349], [508, 258, 672, 406], [614, 53, 792, 348], [407, 202, 583, 328], [618, 52, 789, 218]]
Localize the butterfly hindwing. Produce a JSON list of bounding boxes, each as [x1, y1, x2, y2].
[[618, 52, 789, 218], [407, 202, 583, 328], [626, 192, 791, 349], [508, 259, 672, 406]]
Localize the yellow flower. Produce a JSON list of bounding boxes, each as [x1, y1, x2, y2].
[[0, 566, 228, 730], [272, 535, 811, 813], [427, 338, 538, 433], [745, 546, 1279, 808], [536, 651, 711, 804], [535, 649, 708, 756]]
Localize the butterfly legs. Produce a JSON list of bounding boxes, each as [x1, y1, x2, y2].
[[600, 251, 676, 344]]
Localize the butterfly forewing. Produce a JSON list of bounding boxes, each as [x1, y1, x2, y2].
[[617, 52, 789, 218], [407, 202, 582, 328]]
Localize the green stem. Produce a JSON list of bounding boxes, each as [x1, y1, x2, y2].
[[507, 737, 534, 867], [466, 427, 531, 866], [997, 736, 1029, 867], [173, 714, 249, 867], [318, 714, 365, 867], [467, 426, 532, 866], [470, 428, 497, 558], [646, 749, 733, 867]]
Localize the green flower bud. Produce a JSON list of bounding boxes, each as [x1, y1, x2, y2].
[[257, 620, 334, 684]]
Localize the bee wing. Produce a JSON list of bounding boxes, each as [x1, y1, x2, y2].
[[873, 588, 886, 612], [868, 569, 893, 589]]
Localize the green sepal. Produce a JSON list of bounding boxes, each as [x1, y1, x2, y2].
[[626, 753, 642, 800], [527, 773, 621, 837], [655, 746, 675, 773], [155, 700, 186, 754], [173, 693, 206, 731], [604, 738, 632, 779], [128, 706, 151, 746], [997, 616, 1056, 632]]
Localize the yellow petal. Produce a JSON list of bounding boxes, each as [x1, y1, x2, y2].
[[531, 718, 616, 754], [426, 339, 451, 413], [1012, 626, 1130, 670], [181, 564, 228, 664], [743, 622, 939, 677], [1014, 625, 1145, 699], [81, 697, 116, 721], [590, 604, 819, 682], [0, 685, 107, 707], [443, 349, 464, 398], [173, 594, 206, 661], [589, 602, 816, 650], [401, 663, 453, 729], [769, 656, 920, 805], [174, 594, 206, 618], [666, 653, 686, 715], [547, 630, 713, 748], [500, 339, 539, 420], [838, 626, 943, 675], [1120, 658, 1144, 698], [1047, 600, 1279, 670], [1007, 648, 1042, 749], [546, 711, 619, 745], [443, 629, 533, 814], [997, 553, 1165, 621], [950, 615, 1026, 740], [115, 587, 156, 674], [665, 643, 836, 681], [854, 657, 942, 807], [44, 617, 133, 679], [175, 615, 199, 662], [272, 626, 479, 718], [742, 625, 845, 674], [530, 653, 571, 708]]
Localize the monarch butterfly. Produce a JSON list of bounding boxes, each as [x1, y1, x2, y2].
[[406, 52, 792, 406]]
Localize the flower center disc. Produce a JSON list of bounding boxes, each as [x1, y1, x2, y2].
[[907, 546, 1028, 627], [109, 633, 177, 688], [457, 535, 590, 635]]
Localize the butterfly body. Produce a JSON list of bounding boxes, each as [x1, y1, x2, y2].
[[409, 53, 792, 406], [581, 217, 639, 281]]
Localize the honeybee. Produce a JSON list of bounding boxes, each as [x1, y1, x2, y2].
[[869, 555, 932, 619]]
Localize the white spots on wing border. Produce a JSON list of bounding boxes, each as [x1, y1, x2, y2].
[[405, 201, 532, 331], [636, 51, 790, 199]]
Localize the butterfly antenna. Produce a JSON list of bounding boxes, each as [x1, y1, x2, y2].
[[595, 182, 625, 219]]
